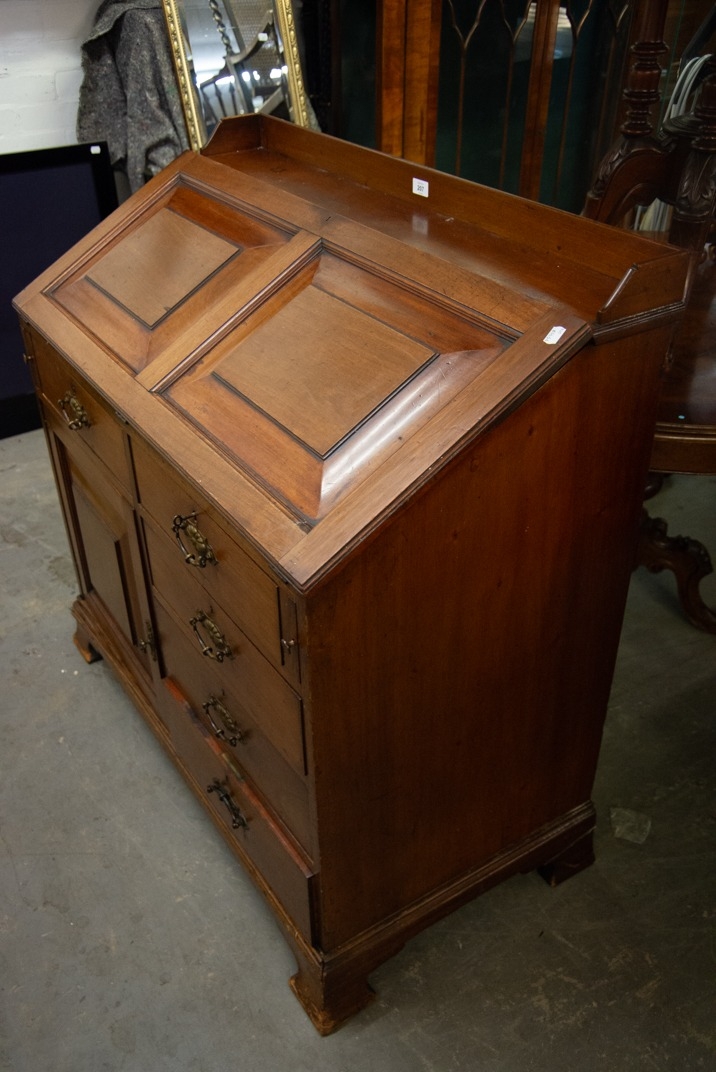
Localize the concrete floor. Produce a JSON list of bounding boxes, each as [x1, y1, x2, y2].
[[1, 428, 714, 1072]]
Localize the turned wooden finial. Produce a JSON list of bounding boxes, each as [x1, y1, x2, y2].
[[620, 0, 669, 138]]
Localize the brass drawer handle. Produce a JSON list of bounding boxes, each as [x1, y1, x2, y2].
[[58, 389, 91, 430], [189, 610, 231, 662], [207, 778, 247, 830], [203, 695, 245, 747], [172, 512, 216, 568]]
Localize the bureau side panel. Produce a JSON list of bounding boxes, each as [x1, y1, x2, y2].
[[305, 326, 670, 950]]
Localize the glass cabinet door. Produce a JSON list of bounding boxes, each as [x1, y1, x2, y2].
[[365, 0, 712, 210]]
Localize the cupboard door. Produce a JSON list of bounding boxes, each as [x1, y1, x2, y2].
[[47, 417, 154, 672]]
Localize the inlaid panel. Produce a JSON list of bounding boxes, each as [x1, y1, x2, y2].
[[48, 181, 292, 374], [165, 244, 507, 520], [85, 209, 238, 328], [213, 285, 435, 456]]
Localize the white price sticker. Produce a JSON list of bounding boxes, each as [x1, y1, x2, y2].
[[543, 325, 566, 345]]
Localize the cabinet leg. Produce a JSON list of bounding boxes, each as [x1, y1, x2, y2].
[[537, 829, 595, 888], [637, 509, 716, 634], [288, 949, 376, 1036]]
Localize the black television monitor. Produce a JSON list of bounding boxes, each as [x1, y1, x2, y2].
[[1, 142, 119, 438]]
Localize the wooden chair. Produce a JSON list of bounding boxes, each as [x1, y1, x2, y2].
[[584, 10, 716, 634]]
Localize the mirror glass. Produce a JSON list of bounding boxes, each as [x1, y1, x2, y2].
[[162, 0, 316, 149]]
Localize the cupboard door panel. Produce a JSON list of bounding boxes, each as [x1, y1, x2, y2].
[[48, 418, 152, 671], [72, 476, 135, 642]]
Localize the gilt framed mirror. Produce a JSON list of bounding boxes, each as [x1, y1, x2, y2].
[[161, 0, 316, 150]]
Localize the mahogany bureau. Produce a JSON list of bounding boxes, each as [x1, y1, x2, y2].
[[14, 116, 688, 1033]]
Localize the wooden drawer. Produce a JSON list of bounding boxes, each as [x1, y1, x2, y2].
[[31, 335, 132, 494], [155, 600, 311, 849], [132, 435, 300, 685], [162, 678, 315, 941], [145, 520, 306, 777]]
